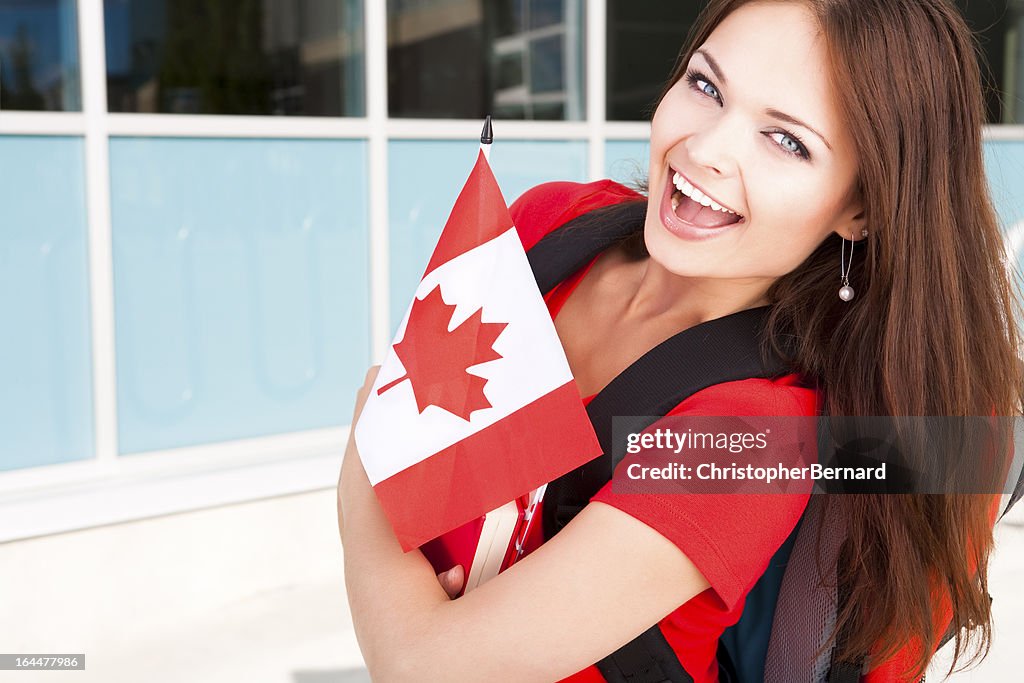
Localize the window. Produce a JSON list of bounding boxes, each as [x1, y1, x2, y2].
[[0, 0, 80, 111], [103, 0, 365, 116], [959, 0, 1024, 123], [605, 0, 1024, 124], [605, 1, 698, 121], [387, 0, 584, 120]]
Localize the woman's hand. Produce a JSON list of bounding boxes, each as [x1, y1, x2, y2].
[[338, 364, 466, 600], [338, 365, 381, 539]]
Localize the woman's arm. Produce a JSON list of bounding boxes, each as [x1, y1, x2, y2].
[[339, 369, 711, 682]]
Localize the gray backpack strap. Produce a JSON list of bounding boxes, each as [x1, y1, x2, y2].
[[763, 497, 854, 682], [807, 420, 1024, 682], [999, 418, 1024, 520]]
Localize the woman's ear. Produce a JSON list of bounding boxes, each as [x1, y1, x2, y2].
[[850, 209, 868, 242], [845, 185, 868, 242], [834, 198, 867, 242], [831, 213, 867, 243]]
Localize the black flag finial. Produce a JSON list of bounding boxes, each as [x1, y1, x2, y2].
[[480, 115, 493, 145]]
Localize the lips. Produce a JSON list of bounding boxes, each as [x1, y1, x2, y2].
[[658, 170, 745, 241]]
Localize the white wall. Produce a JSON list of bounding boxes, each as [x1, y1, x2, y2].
[[0, 489, 367, 683]]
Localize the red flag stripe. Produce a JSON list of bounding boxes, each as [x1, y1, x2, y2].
[[374, 380, 601, 552], [421, 150, 514, 279]]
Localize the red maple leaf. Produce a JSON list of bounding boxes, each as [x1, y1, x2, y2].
[[377, 284, 508, 420]]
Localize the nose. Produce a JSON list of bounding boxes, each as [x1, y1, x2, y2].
[[684, 113, 740, 178]]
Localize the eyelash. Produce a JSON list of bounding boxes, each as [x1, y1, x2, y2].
[[682, 69, 812, 161]]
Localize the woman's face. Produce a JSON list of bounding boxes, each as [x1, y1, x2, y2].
[[645, 0, 863, 284]]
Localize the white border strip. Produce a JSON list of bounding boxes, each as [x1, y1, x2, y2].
[[0, 111, 86, 135], [2, 116, 1019, 142], [0, 448, 343, 544], [106, 113, 372, 138], [386, 118, 591, 139], [603, 121, 651, 139], [0, 116, 649, 142], [985, 125, 1024, 140], [0, 427, 347, 499], [586, 0, 607, 180], [79, 0, 119, 471], [366, 0, 390, 363]]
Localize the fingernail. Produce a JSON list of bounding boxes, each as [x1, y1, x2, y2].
[[445, 567, 457, 579]]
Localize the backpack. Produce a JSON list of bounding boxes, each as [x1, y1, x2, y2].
[[525, 199, 1024, 683]]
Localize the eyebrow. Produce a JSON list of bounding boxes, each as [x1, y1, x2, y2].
[[766, 108, 834, 152], [693, 49, 834, 152]]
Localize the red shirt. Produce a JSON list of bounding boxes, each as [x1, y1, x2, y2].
[[512, 180, 820, 682]]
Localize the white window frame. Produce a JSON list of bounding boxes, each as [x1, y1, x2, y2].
[[0, 0, 1020, 543]]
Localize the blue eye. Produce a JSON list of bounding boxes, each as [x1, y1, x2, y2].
[[698, 79, 720, 100], [684, 69, 722, 105], [767, 131, 811, 160]]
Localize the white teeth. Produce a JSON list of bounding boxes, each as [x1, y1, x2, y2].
[[671, 194, 680, 211], [671, 170, 738, 215]]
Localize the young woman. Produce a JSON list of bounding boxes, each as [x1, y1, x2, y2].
[[338, 0, 1024, 680]]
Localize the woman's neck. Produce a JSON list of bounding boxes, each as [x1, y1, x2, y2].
[[621, 255, 774, 329]]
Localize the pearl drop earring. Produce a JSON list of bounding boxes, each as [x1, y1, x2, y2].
[[839, 232, 855, 302]]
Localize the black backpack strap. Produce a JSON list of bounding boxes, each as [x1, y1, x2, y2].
[[596, 625, 696, 683], [527, 200, 649, 297], [544, 305, 793, 535], [525, 201, 796, 682]]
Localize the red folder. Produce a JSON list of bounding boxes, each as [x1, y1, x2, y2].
[[419, 485, 547, 597]]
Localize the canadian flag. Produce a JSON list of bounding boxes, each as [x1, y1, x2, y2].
[[354, 149, 602, 552]]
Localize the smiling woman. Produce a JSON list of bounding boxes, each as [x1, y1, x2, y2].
[[642, 2, 865, 289], [339, 1, 1024, 682]]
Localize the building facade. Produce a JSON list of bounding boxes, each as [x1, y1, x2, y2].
[[1, 0, 1023, 542]]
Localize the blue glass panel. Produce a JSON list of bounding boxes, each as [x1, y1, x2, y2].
[[985, 140, 1024, 304], [984, 141, 1024, 231], [0, 136, 93, 471], [110, 138, 369, 454], [605, 140, 649, 188], [387, 139, 587, 333]]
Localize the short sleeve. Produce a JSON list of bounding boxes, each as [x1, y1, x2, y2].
[[509, 180, 644, 251], [588, 375, 820, 611]]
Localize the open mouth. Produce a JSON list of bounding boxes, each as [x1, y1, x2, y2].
[[668, 168, 744, 229]]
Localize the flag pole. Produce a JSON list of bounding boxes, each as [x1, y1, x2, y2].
[[514, 483, 547, 561], [480, 115, 493, 162], [478, 113, 552, 566]]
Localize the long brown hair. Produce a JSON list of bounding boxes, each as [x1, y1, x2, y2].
[[637, 0, 1024, 678]]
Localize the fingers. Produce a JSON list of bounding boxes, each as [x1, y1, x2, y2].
[[436, 564, 465, 599], [351, 364, 382, 425], [362, 364, 381, 389]]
